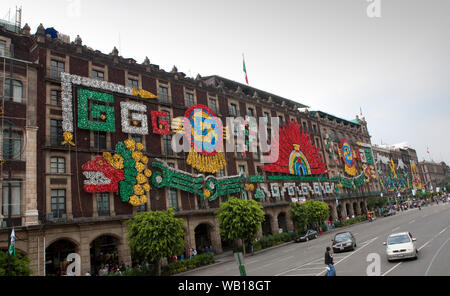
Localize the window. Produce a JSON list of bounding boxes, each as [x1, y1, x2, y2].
[[50, 157, 66, 174], [4, 79, 23, 103], [247, 107, 255, 117], [92, 70, 104, 81], [302, 121, 308, 131], [238, 165, 246, 175], [2, 181, 21, 216], [315, 138, 321, 148], [0, 40, 6, 56], [50, 89, 61, 106], [50, 60, 65, 79], [128, 78, 138, 89], [96, 193, 110, 216], [158, 86, 169, 103], [208, 98, 217, 114], [278, 115, 284, 124], [50, 119, 63, 146], [264, 112, 270, 123], [131, 134, 143, 144], [51, 189, 66, 218], [229, 103, 237, 116], [163, 134, 173, 156], [312, 124, 317, 133], [2, 126, 22, 160], [198, 194, 206, 209], [185, 92, 194, 107], [94, 131, 107, 150], [167, 163, 178, 210]]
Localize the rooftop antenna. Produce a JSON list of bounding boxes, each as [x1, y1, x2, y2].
[[15, 6, 22, 29]]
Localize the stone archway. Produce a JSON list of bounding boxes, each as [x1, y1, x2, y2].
[[45, 239, 78, 276], [90, 235, 120, 275], [262, 214, 272, 236], [360, 201, 367, 215], [345, 203, 351, 218], [194, 223, 213, 254], [337, 204, 343, 220], [277, 212, 287, 233], [353, 202, 359, 216]]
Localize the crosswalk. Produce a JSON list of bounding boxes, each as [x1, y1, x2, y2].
[[278, 237, 377, 276]]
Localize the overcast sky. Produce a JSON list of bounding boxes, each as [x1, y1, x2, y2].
[[3, 0, 449, 164]]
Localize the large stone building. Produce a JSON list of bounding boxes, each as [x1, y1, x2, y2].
[[1, 23, 388, 276], [418, 161, 449, 190]]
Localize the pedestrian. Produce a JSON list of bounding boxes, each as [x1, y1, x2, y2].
[[180, 253, 185, 260], [189, 248, 193, 260], [324, 246, 336, 276], [173, 255, 178, 262], [193, 248, 197, 257]]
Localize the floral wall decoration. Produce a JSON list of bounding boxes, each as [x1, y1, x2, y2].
[[262, 121, 328, 176], [184, 104, 226, 173], [340, 138, 356, 176], [60, 72, 156, 146], [82, 139, 151, 207], [121, 101, 149, 135], [205, 174, 245, 201], [78, 88, 116, 132], [151, 111, 170, 135]]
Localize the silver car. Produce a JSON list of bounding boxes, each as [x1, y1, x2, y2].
[[383, 232, 418, 261]]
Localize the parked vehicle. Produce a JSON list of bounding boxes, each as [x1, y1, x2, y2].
[[295, 229, 318, 243], [383, 232, 418, 262], [332, 232, 356, 252], [383, 208, 396, 217]]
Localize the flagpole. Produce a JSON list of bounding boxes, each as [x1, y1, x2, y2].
[[7, 167, 12, 276]]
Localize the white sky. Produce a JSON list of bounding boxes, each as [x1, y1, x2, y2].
[[3, 0, 449, 164]]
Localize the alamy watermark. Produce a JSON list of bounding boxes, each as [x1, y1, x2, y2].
[[366, 0, 382, 18]]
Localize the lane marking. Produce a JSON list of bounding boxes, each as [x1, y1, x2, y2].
[[392, 226, 400, 232], [424, 237, 450, 276], [408, 220, 415, 224], [382, 262, 402, 276]]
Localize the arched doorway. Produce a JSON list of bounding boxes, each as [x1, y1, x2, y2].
[[45, 239, 77, 276], [353, 202, 358, 216], [90, 235, 119, 275], [262, 215, 272, 236], [278, 212, 287, 233], [360, 201, 367, 215], [337, 204, 342, 220], [194, 223, 212, 253], [345, 203, 351, 218]]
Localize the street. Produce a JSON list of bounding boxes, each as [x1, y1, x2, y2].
[[181, 202, 450, 276]]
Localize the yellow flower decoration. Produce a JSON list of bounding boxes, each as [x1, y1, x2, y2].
[[140, 195, 148, 204], [133, 184, 144, 196], [141, 156, 149, 164], [144, 169, 152, 177], [135, 161, 146, 173], [143, 183, 150, 192], [136, 143, 144, 150], [132, 151, 143, 161], [136, 173, 147, 184], [203, 189, 211, 198], [124, 139, 136, 152], [129, 195, 141, 206]]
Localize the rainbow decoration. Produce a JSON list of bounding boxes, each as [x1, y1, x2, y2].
[[184, 104, 226, 173], [341, 138, 356, 176], [262, 121, 327, 175]]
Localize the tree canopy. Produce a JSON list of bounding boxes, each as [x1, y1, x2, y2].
[[215, 197, 265, 254], [290, 200, 329, 232], [0, 251, 33, 276], [125, 209, 185, 275]]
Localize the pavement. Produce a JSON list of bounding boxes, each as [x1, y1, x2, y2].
[[179, 201, 450, 276]]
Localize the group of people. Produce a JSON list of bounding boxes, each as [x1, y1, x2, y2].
[[172, 245, 215, 262], [97, 261, 130, 276]]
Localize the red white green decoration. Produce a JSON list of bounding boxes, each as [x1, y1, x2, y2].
[[262, 121, 327, 175], [151, 111, 170, 135], [82, 139, 151, 206]]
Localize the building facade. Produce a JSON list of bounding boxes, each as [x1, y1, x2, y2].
[[1, 23, 391, 276], [418, 161, 449, 190]]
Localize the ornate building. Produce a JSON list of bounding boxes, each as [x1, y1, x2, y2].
[[1, 23, 390, 276]]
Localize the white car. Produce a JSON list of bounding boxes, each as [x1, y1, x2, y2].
[[383, 232, 418, 261]]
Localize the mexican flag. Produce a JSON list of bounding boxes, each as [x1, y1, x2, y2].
[[9, 228, 15, 256], [243, 54, 249, 85]]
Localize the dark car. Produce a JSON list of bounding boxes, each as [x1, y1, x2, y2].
[[295, 229, 318, 243], [332, 231, 356, 252]]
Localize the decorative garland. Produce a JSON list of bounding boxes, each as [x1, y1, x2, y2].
[[151, 111, 170, 135], [78, 88, 115, 132], [121, 101, 149, 135], [340, 138, 356, 176], [331, 172, 366, 191], [205, 174, 245, 201]]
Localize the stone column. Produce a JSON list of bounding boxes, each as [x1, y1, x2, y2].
[[329, 202, 338, 221], [271, 214, 279, 235], [211, 223, 222, 254], [79, 228, 91, 275], [24, 126, 39, 226], [348, 200, 355, 217], [356, 200, 362, 216]]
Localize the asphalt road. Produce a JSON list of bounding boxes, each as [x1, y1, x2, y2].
[[182, 202, 450, 276]]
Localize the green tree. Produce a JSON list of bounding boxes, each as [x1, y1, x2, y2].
[[125, 209, 186, 275], [304, 200, 329, 230], [216, 197, 265, 256], [0, 251, 33, 276], [289, 202, 309, 233]]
